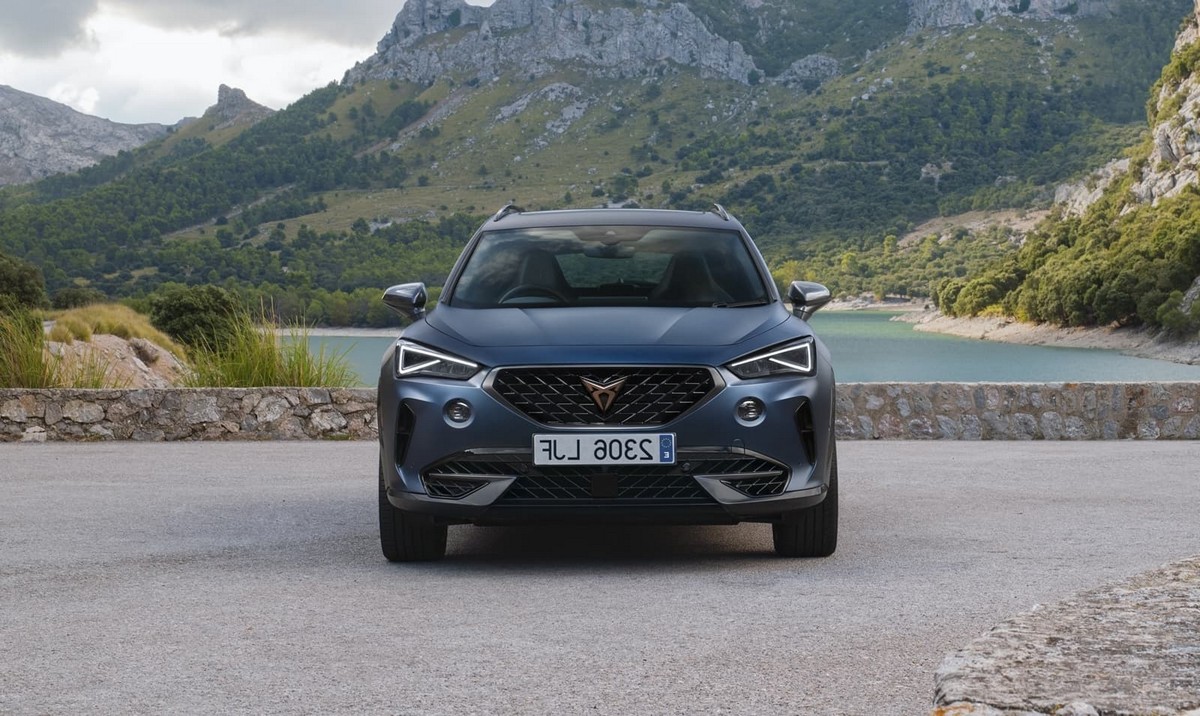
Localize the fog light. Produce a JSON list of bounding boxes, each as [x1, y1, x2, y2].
[[736, 398, 765, 422], [445, 399, 472, 424]]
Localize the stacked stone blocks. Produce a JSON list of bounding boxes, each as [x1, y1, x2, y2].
[[2, 383, 1199, 442]]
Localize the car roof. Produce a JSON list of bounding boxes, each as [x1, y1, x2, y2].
[[483, 206, 747, 232]]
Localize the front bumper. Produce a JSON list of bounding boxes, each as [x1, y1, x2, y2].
[[378, 361, 836, 526]]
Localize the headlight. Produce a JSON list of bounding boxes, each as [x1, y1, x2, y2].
[[395, 341, 479, 380], [728, 339, 815, 379]]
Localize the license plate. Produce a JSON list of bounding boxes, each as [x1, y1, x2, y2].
[[533, 433, 676, 466]]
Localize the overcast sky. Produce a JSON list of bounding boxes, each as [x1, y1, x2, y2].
[[0, 0, 492, 125]]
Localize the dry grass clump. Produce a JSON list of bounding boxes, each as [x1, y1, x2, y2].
[[50, 303, 185, 358]]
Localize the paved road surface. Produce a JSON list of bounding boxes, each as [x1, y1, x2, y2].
[[2, 441, 1198, 715]]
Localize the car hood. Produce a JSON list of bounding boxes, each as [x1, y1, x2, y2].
[[425, 305, 789, 348]]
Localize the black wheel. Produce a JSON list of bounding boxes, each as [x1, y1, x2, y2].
[[773, 442, 838, 558], [379, 466, 447, 562]]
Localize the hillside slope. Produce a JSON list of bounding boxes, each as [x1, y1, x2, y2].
[[938, 0, 1200, 335], [0, 85, 168, 186], [0, 0, 1190, 319]]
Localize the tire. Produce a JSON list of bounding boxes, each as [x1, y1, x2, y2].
[[772, 442, 838, 558], [379, 466, 448, 562]]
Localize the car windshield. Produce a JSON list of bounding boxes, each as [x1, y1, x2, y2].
[[448, 225, 771, 308]]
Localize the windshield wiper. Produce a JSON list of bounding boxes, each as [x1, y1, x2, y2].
[[712, 299, 770, 308]]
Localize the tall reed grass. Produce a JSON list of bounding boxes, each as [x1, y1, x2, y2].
[[0, 311, 122, 388], [183, 311, 354, 387]]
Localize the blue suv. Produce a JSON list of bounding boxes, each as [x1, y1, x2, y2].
[[377, 205, 836, 560]]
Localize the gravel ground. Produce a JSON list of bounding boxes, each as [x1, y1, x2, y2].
[[2, 441, 1198, 715]]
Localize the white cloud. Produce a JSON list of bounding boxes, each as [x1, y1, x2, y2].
[[1, 5, 373, 123], [0, 0, 499, 125], [47, 84, 100, 115]]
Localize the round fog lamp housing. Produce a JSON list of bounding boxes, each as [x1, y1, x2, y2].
[[736, 398, 765, 423], [444, 399, 473, 425]]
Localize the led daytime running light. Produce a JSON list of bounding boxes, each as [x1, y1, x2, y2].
[[396, 342, 478, 378], [728, 340, 815, 378]]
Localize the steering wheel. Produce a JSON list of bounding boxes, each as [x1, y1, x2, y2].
[[499, 284, 569, 304]]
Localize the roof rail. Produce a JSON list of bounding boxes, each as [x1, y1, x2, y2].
[[491, 203, 525, 222], [710, 203, 731, 221]]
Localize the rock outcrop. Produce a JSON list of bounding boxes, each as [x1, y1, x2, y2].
[[1052, 158, 1130, 216], [934, 555, 1200, 715], [0, 85, 168, 186], [46, 334, 187, 389], [346, 0, 759, 86], [907, 0, 1122, 30], [771, 54, 841, 90], [209, 84, 275, 131], [1128, 0, 1200, 207]]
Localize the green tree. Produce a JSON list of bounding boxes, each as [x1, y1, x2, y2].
[[51, 286, 107, 310], [0, 251, 46, 310], [149, 284, 243, 350]]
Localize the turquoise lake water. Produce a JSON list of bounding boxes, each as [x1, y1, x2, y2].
[[302, 311, 1200, 386]]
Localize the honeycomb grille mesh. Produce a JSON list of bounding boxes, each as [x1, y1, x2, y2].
[[502, 468, 710, 503], [421, 452, 788, 504], [422, 475, 487, 499], [491, 367, 715, 426]]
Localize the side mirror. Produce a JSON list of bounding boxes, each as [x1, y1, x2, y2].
[[382, 282, 428, 322], [787, 281, 832, 321]]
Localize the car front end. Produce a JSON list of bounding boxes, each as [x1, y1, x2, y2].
[[377, 207, 838, 560]]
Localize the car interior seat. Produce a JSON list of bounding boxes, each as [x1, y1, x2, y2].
[[650, 251, 734, 305], [515, 248, 574, 298]]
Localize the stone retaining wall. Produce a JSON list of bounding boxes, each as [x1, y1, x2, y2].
[[2, 382, 1199, 442], [0, 388, 376, 442], [836, 382, 1200, 440]]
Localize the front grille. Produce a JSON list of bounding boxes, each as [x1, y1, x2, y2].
[[490, 366, 716, 426], [420, 459, 508, 500], [422, 476, 487, 499], [709, 457, 788, 497], [421, 452, 788, 505], [502, 469, 710, 503]]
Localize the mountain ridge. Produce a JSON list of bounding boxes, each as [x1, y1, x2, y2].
[[0, 84, 275, 188], [348, 0, 1144, 90], [0, 85, 168, 187]]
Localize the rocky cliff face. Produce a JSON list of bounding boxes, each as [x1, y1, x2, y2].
[[346, 0, 759, 86], [348, 0, 1150, 89], [210, 84, 275, 131], [1128, 0, 1200, 207], [907, 0, 1122, 29], [0, 85, 168, 186]]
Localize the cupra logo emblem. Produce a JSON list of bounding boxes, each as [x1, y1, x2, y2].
[[581, 377, 627, 413]]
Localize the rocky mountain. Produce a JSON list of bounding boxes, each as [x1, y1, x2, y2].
[[1128, 1, 1200, 206], [347, 0, 1144, 89], [208, 84, 275, 131], [0, 85, 168, 186], [908, 0, 1122, 29], [347, 0, 760, 86], [0, 84, 274, 188], [1050, 0, 1200, 214]]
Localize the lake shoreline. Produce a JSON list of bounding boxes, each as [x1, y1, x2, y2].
[[277, 327, 401, 338], [895, 311, 1200, 366]]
